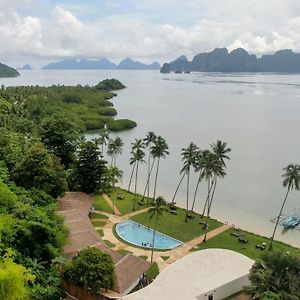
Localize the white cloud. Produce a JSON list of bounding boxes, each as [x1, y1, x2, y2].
[[1, 0, 300, 65]]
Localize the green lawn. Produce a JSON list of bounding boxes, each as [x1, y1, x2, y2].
[[91, 213, 109, 219], [91, 220, 106, 227], [97, 229, 104, 237], [131, 206, 222, 242], [104, 240, 116, 248], [108, 187, 152, 215], [147, 262, 159, 282], [93, 195, 113, 213], [193, 228, 300, 261], [139, 255, 148, 261], [117, 249, 132, 256], [161, 256, 170, 261]]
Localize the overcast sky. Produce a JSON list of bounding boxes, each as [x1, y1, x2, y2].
[[1, 0, 300, 67]]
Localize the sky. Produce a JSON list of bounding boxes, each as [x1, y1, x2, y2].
[[1, 0, 300, 67]]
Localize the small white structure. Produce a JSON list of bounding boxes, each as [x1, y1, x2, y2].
[[123, 249, 254, 300]]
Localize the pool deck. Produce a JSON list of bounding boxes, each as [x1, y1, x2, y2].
[[94, 197, 229, 271]]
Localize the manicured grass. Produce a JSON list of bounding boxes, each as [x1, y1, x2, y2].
[[193, 228, 300, 261], [91, 213, 109, 219], [139, 255, 148, 261], [161, 256, 170, 261], [147, 262, 159, 282], [117, 249, 132, 256], [91, 220, 106, 227], [93, 195, 113, 213], [109, 187, 151, 215], [104, 240, 115, 248], [131, 206, 222, 242], [97, 229, 104, 237]]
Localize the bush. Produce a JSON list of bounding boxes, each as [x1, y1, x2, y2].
[[107, 119, 137, 131], [64, 248, 114, 293]]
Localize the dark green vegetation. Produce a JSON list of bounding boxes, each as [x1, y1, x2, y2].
[[2, 80, 135, 132], [193, 228, 300, 261], [245, 252, 300, 299], [0, 85, 117, 298], [95, 78, 126, 90], [131, 206, 222, 242], [0, 62, 19, 77], [146, 262, 159, 282], [64, 247, 114, 293]]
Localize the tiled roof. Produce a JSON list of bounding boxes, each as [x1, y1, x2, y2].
[[58, 192, 150, 295]]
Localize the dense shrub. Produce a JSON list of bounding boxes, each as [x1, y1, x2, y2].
[[107, 119, 137, 131], [95, 79, 126, 91]]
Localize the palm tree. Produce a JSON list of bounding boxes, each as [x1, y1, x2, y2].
[[143, 132, 157, 199], [107, 166, 123, 213], [148, 196, 167, 263], [269, 164, 300, 250], [202, 152, 226, 242], [128, 139, 145, 192], [244, 251, 300, 298], [179, 143, 198, 222], [151, 136, 169, 202], [107, 137, 124, 167], [207, 140, 231, 216], [190, 150, 209, 212], [97, 127, 110, 154], [131, 148, 146, 211]]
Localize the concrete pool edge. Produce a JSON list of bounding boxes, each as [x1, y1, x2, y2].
[[115, 220, 183, 250]]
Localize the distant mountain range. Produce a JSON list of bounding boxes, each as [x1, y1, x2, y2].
[[0, 63, 19, 78], [160, 48, 300, 73], [42, 57, 160, 70], [17, 64, 33, 70]]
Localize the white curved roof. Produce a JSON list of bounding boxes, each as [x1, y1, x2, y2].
[[123, 248, 254, 300]]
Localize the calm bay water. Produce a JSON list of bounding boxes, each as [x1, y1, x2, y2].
[[2, 70, 300, 247]]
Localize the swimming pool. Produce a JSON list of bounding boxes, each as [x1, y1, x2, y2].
[[116, 220, 183, 250]]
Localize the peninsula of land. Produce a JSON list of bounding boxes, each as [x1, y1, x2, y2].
[[0, 62, 19, 77]]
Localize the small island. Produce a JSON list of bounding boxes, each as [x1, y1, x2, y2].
[[0, 62, 19, 78], [17, 64, 33, 70]]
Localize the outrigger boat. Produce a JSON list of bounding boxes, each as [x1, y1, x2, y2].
[[282, 216, 300, 228]]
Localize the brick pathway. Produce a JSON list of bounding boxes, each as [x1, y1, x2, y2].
[[102, 193, 122, 215]]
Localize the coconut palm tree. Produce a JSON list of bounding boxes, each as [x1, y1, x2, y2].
[[151, 136, 169, 202], [207, 140, 231, 216], [131, 148, 146, 211], [128, 139, 145, 192], [148, 196, 167, 263], [202, 152, 226, 242], [143, 132, 157, 199], [190, 149, 209, 212], [269, 164, 300, 250], [178, 143, 198, 222], [107, 137, 123, 167], [244, 251, 300, 298], [107, 166, 123, 213], [97, 127, 110, 154]]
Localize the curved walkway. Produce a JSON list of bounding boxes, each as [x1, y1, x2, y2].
[[94, 208, 229, 271]]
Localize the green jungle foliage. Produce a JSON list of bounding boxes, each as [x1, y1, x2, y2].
[[95, 78, 126, 90], [1, 82, 135, 132], [64, 247, 114, 293], [0, 81, 118, 299], [107, 119, 137, 131]]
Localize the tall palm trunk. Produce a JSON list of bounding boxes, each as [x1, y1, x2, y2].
[[171, 170, 186, 203], [151, 215, 158, 263], [147, 147, 151, 199], [152, 158, 160, 202], [128, 162, 136, 192], [185, 169, 190, 223], [201, 179, 213, 217], [191, 170, 203, 212], [133, 162, 139, 211], [269, 185, 291, 250], [203, 177, 212, 242], [142, 158, 156, 203], [207, 177, 217, 216], [101, 144, 104, 154]]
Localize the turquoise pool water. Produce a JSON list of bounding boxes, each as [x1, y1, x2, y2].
[[116, 220, 183, 250]]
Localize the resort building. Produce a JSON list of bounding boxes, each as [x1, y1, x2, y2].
[[123, 248, 254, 300], [58, 192, 150, 299]]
